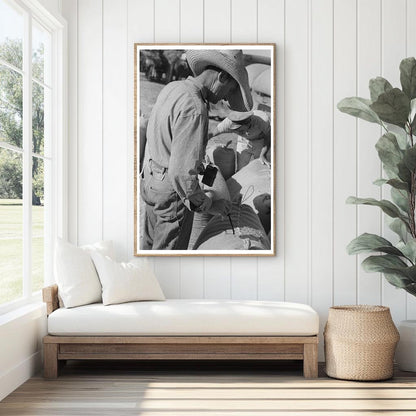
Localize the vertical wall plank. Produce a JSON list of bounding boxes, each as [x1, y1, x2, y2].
[[310, 0, 333, 359], [61, 0, 77, 245], [180, 257, 204, 298], [102, 0, 128, 260], [356, 0, 382, 305], [204, 258, 231, 299], [155, 0, 180, 41], [382, 0, 406, 89], [407, 0, 416, 57], [231, 258, 257, 299], [229, 0, 258, 300], [127, 0, 154, 263], [203, 0, 232, 299], [257, 0, 285, 301], [230, 0, 257, 42], [178, 0, 205, 298], [153, 258, 181, 298], [284, 0, 309, 304], [407, 0, 416, 319], [127, 0, 154, 279], [77, 0, 103, 245], [204, 0, 231, 42], [180, 0, 203, 43], [333, 0, 357, 305], [152, 0, 181, 298], [381, 0, 407, 322]]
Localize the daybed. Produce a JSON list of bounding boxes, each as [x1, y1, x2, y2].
[[42, 285, 320, 379]]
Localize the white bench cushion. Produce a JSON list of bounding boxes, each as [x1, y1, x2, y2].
[[48, 299, 319, 336]]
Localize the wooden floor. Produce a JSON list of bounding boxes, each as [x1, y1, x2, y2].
[[1, 360, 416, 415]]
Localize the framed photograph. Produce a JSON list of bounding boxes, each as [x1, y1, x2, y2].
[[134, 44, 275, 256]]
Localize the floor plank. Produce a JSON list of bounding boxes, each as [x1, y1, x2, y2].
[[1, 361, 416, 415]]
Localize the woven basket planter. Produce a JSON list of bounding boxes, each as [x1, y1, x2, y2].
[[324, 305, 399, 381]]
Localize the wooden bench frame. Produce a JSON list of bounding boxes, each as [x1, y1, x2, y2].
[[43, 285, 319, 379]]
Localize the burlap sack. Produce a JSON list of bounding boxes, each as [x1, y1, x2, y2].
[[188, 168, 230, 250], [194, 204, 270, 250], [226, 159, 271, 234]]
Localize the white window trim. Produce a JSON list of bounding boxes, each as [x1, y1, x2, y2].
[[0, 0, 67, 315]]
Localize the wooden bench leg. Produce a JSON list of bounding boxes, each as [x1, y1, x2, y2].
[[303, 343, 318, 379], [44, 343, 59, 379]]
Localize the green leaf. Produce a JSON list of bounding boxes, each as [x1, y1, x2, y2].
[[389, 218, 410, 241], [383, 272, 412, 288], [347, 233, 404, 256], [373, 178, 388, 186], [386, 179, 410, 191], [403, 265, 416, 282], [369, 77, 393, 102], [395, 130, 410, 150], [404, 283, 416, 296], [362, 254, 408, 272], [370, 88, 410, 127], [411, 99, 416, 132], [400, 57, 416, 100], [361, 255, 415, 288], [372, 178, 409, 191], [375, 132, 404, 173], [337, 97, 382, 125], [410, 98, 416, 125], [398, 161, 412, 184], [391, 187, 409, 213], [394, 129, 409, 150], [403, 146, 416, 172], [384, 166, 400, 180], [346, 196, 405, 219], [397, 240, 416, 264]]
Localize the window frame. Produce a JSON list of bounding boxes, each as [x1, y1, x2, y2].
[[0, 0, 67, 315]]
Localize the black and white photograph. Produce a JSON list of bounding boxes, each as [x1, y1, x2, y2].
[[135, 44, 275, 256]]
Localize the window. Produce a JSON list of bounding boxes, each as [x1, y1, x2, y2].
[[0, 0, 66, 312]]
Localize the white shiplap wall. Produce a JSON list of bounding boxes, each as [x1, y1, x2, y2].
[[61, 0, 416, 356]]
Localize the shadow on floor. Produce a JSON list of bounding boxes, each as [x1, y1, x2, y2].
[[59, 359, 316, 377]]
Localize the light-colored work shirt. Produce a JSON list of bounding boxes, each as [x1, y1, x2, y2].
[[145, 77, 209, 210]]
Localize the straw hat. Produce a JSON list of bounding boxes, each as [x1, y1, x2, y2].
[[228, 110, 253, 123], [224, 110, 253, 130], [186, 49, 253, 112]]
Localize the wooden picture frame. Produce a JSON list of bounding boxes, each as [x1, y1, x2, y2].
[[134, 44, 276, 256]]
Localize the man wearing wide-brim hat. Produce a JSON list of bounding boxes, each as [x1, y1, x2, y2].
[[141, 49, 252, 250]]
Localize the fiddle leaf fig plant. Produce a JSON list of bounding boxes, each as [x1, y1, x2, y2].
[[337, 57, 416, 297]]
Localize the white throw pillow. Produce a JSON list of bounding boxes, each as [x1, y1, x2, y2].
[[54, 239, 114, 308], [81, 240, 115, 259], [90, 252, 165, 306]]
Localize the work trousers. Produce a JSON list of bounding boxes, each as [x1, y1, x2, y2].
[[140, 161, 194, 250]]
